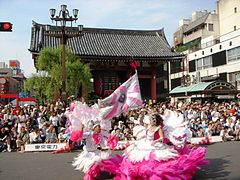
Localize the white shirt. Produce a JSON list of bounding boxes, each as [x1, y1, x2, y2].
[[29, 131, 41, 143], [50, 116, 59, 126], [37, 117, 46, 129]]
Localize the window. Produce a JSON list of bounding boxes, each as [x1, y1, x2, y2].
[[234, 26, 237, 31], [229, 41, 232, 46], [102, 72, 118, 91], [195, 56, 212, 70], [202, 56, 212, 69], [196, 58, 203, 70], [210, 48, 213, 53], [219, 45, 222, 49], [202, 51, 204, 55], [234, 7, 237, 13], [228, 46, 240, 62], [208, 23, 214, 31]]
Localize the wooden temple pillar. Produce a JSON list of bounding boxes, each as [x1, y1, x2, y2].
[[93, 71, 102, 96], [151, 67, 157, 100]]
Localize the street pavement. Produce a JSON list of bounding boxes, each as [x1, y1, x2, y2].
[[0, 141, 239, 180]]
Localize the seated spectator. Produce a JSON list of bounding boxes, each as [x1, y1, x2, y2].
[[29, 127, 42, 144], [197, 127, 204, 137], [58, 127, 67, 143], [46, 124, 58, 143], [0, 127, 11, 152], [110, 125, 118, 135], [114, 128, 125, 141], [16, 126, 29, 152], [220, 126, 233, 142], [123, 127, 134, 141], [39, 125, 47, 143], [205, 123, 213, 137], [212, 119, 222, 136], [185, 128, 192, 143], [189, 127, 197, 137], [9, 126, 17, 151]]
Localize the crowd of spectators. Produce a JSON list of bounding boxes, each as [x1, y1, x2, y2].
[[113, 100, 240, 142], [1, 97, 240, 153], [0, 98, 69, 152]]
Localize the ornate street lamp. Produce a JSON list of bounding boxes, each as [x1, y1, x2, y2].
[[45, 5, 83, 100]]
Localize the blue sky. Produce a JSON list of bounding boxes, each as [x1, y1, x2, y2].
[[0, 0, 216, 77]]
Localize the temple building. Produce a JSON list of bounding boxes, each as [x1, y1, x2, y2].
[[29, 22, 183, 100]]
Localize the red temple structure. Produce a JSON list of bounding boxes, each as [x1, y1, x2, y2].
[[29, 22, 183, 100]]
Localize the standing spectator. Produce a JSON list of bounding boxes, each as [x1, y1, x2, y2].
[[17, 110, 27, 134], [0, 112, 4, 127], [49, 111, 59, 137], [4, 109, 15, 129], [37, 113, 46, 129], [237, 105, 240, 120], [58, 110, 67, 128], [211, 107, 221, 122], [234, 120, 240, 140]]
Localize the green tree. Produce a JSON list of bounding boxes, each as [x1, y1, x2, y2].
[[66, 49, 91, 99], [24, 72, 51, 103], [25, 47, 92, 101]]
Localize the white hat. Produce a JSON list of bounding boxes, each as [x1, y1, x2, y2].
[[129, 117, 135, 122], [118, 121, 124, 125], [92, 122, 101, 129], [60, 127, 66, 132], [134, 120, 140, 125]]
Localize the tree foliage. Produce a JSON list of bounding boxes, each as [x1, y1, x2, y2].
[[24, 72, 51, 103], [24, 47, 92, 102]]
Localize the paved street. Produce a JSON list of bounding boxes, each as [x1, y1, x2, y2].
[[0, 141, 239, 180]]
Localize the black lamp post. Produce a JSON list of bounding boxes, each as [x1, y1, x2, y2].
[[45, 5, 83, 100]]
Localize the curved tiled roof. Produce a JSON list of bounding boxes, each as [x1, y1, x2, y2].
[[29, 22, 181, 59]]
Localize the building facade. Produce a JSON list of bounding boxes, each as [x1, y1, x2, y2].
[[0, 60, 26, 104], [170, 0, 240, 102], [29, 22, 183, 100]]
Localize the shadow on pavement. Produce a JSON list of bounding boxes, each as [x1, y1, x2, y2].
[[193, 157, 231, 180]]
